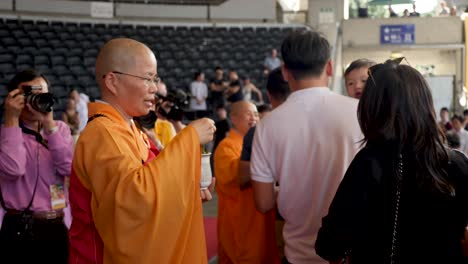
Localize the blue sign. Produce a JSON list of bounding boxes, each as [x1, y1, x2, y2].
[[380, 24, 415, 44]]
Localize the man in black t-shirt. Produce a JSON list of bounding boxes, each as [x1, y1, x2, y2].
[[209, 66, 228, 111], [410, 3, 420, 17], [210, 104, 230, 177], [226, 70, 244, 103]]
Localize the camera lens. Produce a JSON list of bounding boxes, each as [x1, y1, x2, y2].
[[25, 93, 55, 113]]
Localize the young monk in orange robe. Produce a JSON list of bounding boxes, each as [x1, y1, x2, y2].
[[68, 38, 216, 264], [215, 101, 280, 264]]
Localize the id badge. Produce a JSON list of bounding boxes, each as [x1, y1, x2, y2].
[[50, 184, 66, 210]]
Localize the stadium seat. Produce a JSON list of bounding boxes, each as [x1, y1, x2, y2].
[[52, 65, 69, 75], [35, 63, 50, 74], [0, 29, 9, 38], [70, 65, 88, 77], [65, 22, 78, 33], [0, 18, 304, 101], [16, 53, 33, 65], [0, 53, 14, 63], [66, 56, 82, 66], [83, 57, 96, 67]]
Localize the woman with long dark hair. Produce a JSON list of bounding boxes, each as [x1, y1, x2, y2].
[[315, 58, 468, 263]]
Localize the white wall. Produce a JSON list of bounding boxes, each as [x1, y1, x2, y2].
[[342, 17, 463, 46], [16, 0, 90, 16], [343, 49, 458, 76], [4, 0, 276, 22], [117, 3, 207, 19], [0, 0, 13, 10], [308, 0, 345, 27], [343, 49, 459, 110], [210, 0, 275, 20]]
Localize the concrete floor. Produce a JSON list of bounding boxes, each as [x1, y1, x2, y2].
[[203, 191, 218, 263], [203, 191, 218, 217]]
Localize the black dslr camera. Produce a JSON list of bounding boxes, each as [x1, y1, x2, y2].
[[134, 89, 189, 130], [134, 110, 157, 130], [22, 85, 55, 113], [157, 89, 189, 121]]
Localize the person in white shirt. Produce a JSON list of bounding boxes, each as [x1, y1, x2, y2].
[[449, 115, 468, 155], [263, 48, 282, 75], [251, 29, 362, 264], [70, 89, 89, 133], [242, 76, 263, 104], [189, 71, 208, 111]]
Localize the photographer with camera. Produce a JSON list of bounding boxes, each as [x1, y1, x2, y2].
[[152, 80, 176, 146], [135, 85, 191, 151], [157, 88, 190, 133], [0, 69, 73, 263]]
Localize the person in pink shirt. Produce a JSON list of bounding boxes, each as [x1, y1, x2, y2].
[[0, 69, 73, 263]]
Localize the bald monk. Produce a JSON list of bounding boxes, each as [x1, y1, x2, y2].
[[215, 101, 280, 263], [68, 38, 216, 264], [238, 68, 290, 260]]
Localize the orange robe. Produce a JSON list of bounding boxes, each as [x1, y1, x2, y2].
[[214, 129, 279, 264], [69, 102, 207, 264]]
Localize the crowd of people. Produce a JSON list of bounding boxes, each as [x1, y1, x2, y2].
[[363, 1, 464, 18], [0, 27, 467, 264]]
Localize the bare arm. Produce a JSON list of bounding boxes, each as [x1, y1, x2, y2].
[[252, 180, 276, 213], [251, 84, 263, 102]]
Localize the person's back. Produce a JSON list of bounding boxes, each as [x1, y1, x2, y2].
[[251, 29, 362, 264], [255, 90, 361, 263], [318, 144, 468, 264], [315, 59, 468, 264]]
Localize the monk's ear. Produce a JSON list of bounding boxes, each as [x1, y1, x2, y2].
[[325, 60, 333, 77], [103, 72, 119, 96]]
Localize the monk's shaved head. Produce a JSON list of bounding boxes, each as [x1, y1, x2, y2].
[[96, 38, 155, 88], [95, 38, 158, 119], [230, 101, 256, 117], [230, 101, 258, 136]]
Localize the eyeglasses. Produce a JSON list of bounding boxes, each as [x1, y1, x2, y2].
[[367, 57, 410, 86], [103, 71, 161, 86]]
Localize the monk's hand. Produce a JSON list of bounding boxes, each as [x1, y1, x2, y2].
[[200, 189, 212, 202], [208, 177, 216, 193], [190, 118, 215, 144], [200, 178, 215, 203]]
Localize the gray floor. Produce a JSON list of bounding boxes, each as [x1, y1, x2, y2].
[[203, 190, 218, 217], [203, 191, 218, 263]]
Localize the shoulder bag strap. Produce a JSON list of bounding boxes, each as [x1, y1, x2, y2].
[[390, 154, 403, 264]]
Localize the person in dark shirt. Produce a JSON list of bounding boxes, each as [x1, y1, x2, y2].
[[237, 67, 291, 260], [238, 68, 290, 187], [210, 104, 230, 177], [226, 71, 244, 103], [439, 107, 453, 132], [410, 2, 420, 16], [389, 6, 398, 17], [209, 66, 228, 111], [315, 58, 468, 264]]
